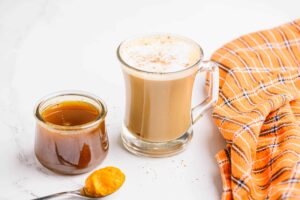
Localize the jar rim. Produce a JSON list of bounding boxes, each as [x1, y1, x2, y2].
[[34, 90, 107, 130]]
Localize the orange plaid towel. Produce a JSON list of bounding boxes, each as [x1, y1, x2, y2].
[[212, 19, 300, 199]]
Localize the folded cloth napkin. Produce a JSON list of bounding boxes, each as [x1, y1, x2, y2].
[[211, 19, 300, 200]]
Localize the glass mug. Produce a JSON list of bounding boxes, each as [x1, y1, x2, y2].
[[34, 91, 109, 174], [117, 34, 219, 157]]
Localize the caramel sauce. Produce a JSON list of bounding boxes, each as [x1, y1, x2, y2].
[[42, 101, 99, 126], [35, 101, 108, 175]]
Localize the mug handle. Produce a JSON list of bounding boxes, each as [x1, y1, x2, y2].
[[192, 60, 219, 124]]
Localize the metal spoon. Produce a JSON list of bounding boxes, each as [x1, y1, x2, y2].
[[32, 188, 102, 199]]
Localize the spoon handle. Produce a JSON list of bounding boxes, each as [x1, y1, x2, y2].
[[32, 190, 78, 200]]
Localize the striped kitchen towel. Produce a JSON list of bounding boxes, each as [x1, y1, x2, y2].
[[212, 19, 300, 199]]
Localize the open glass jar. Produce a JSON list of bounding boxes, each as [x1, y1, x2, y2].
[[34, 91, 108, 175]]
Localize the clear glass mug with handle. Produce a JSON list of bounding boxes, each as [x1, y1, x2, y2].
[[117, 34, 219, 157]]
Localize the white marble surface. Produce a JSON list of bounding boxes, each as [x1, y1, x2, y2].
[[0, 0, 298, 199]]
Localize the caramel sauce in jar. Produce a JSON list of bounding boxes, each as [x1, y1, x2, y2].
[[34, 92, 108, 175]]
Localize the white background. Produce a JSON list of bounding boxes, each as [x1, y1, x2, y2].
[[0, 0, 299, 199]]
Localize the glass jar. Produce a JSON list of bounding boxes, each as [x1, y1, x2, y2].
[[34, 91, 108, 175]]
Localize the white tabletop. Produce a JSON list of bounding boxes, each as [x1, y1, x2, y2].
[[0, 0, 298, 199]]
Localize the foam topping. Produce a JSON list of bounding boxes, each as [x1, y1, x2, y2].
[[119, 35, 201, 73]]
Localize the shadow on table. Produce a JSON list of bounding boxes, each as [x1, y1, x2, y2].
[[205, 110, 226, 198]]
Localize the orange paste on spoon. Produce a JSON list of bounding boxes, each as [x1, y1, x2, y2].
[[82, 166, 125, 197]]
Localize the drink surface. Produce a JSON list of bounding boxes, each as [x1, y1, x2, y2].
[[120, 35, 201, 73], [41, 101, 99, 126]]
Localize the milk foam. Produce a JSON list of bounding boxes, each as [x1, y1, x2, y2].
[[120, 35, 200, 73]]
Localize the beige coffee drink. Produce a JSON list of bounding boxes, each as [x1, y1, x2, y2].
[[119, 35, 202, 142]]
